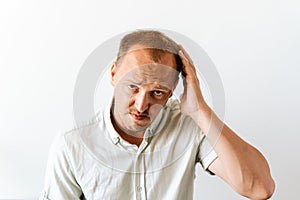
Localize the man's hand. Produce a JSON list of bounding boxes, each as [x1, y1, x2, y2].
[[177, 45, 275, 199], [178, 45, 209, 118]]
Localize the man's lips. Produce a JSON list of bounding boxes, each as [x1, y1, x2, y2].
[[130, 113, 149, 120]]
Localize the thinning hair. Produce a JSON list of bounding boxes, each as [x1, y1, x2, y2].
[[116, 30, 183, 73]]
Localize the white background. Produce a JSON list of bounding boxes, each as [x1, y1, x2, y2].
[[1, 0, 300, 199]]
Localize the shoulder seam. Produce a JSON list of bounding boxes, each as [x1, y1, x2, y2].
[[64, 111, 104, 135]]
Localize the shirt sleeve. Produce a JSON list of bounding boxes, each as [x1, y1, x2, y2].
[[196, 130, 218, 174], [39, 133, 83, 200]]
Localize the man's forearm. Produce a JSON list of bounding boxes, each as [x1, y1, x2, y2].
[[190, 103, 275, 199], [178, 44, 275, 199]]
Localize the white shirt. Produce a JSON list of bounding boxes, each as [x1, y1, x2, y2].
[[40, 99, 217, 200]]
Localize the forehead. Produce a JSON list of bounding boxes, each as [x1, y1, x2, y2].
[[116, 49, 178, 87], [124, 64, 177, 87], [119, 48, 177, 70]]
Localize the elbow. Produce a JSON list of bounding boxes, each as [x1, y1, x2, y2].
[[239, 175, 275, 200], [252, 179, 275, 200], [261, 178, 275, 199], [264, 178, 276, 199]]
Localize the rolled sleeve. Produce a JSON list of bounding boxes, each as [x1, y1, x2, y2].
[[196, 131, 218, 173]]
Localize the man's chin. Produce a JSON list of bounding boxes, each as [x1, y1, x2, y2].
[[133, 124, 149, 131], [125, 123, 150, 134]]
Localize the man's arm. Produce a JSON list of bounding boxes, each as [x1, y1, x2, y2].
[[40, 133, 83, 200], [178, 45, 275, 199]]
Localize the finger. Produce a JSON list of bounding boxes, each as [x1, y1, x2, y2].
[[178, 44, 193, 64], [178, 50, 188, 65], [179, 50, 196, 75]]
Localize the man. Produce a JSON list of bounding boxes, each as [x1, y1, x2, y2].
[[40, 30, 275, 200]]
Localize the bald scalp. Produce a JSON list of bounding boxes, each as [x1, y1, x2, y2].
[[116, 30, 183, 73]]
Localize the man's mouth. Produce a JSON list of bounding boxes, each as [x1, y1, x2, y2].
[[130, 113, 149, 120]]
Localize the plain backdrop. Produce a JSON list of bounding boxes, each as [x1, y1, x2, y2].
[[1, 0, 300, 199]]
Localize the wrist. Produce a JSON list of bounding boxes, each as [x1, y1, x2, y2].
[[189, 103, 213, 134]]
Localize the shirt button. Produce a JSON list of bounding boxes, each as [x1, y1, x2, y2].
[[137, 186, 142, 192]]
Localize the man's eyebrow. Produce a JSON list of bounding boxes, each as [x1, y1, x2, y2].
[[123, 78, 142, 85], [153, 84, 170, 91]]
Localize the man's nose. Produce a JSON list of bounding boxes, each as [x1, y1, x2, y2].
[[134, 91, 150, 113]]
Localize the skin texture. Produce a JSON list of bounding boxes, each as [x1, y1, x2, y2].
[[110, 49, 178, 145], [178, 45, 275, 199], [110, 45, 275, 199]]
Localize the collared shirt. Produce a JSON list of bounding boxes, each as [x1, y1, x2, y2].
[[40, 99, 217, 200]]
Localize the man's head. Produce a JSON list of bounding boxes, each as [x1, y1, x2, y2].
[[110, 30, 182, 137]]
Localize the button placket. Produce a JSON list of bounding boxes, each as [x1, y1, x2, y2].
[[140, 154, 146, 200], [134, 154, 141, 200], [134, 131, 150, 200], [134, 151, 147, 200], [137, 186, 142, 192]]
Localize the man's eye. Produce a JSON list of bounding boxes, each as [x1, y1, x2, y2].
[[128, 84, 138, 90], [153, 90, 163, 96]]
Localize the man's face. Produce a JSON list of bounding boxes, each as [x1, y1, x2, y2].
[[111, 48, 178, 137]]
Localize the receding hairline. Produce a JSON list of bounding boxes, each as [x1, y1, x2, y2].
[[116, 30, 183, 73], [117, 45, 176, 65]]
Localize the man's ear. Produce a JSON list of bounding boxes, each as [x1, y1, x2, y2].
[[110, 61, 117, 87]]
